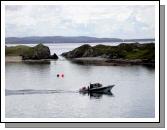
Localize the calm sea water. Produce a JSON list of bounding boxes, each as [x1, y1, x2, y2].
[[5, 43, 155, 118]]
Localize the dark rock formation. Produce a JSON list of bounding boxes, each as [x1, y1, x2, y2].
[[62, 44, 91, 58], [50, 53, 58, 59], [22, 44, 51, 60], [6, 43, 58, 60], [61, 43, 155, 65]]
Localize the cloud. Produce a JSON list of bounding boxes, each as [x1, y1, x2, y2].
[[5, 5, 155, 38]]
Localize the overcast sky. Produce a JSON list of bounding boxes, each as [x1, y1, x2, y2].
[[5, 5, 155, 39]]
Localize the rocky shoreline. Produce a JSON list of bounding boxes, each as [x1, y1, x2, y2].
[[62, 43, 155, 66], [5, 44, 58, 61], [5, 56, 22, 62], [5, 56, 54, 64], [70, 57, 155, 66], [5, 43, 155, 66]]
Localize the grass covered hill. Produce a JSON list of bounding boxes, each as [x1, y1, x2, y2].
[[6, 43, 58, 60], [62, 43, 155, 61]]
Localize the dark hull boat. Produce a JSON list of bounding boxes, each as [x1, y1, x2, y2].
[[88, 85, 114, 93], [79, 83, 114, 94]]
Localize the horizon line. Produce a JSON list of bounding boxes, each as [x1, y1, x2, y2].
[[5, 36, 155, 40]]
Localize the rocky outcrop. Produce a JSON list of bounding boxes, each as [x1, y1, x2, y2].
[[22, 44, 51, 60], [62, 44, 91, 58], [61, 43, 155, 66], [50, 53, 58, 59], [6, 43, 58, 60], [71, 57, 155, 66]]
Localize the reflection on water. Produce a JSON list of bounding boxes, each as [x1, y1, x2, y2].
[[142, 65, 155, 71], [5, 60, 155, 118], [22, 60, 51, 64], [80, 91, 114, 99]]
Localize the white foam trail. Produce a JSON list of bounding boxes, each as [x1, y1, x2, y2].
[[5, 89, 78, 96]]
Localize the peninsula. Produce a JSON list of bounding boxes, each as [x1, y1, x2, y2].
[[61, 43, 155, 66]]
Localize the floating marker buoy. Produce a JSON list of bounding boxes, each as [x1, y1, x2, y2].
[[57, 73, 64, 78], [62, 74, 64, 78]]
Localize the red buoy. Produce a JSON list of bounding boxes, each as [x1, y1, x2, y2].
[[62, 74, 64, 78]]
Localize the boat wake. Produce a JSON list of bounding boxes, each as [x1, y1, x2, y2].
[[5, 89, 78, 96]]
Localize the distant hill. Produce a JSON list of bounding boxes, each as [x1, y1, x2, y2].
[[123, 38, 155, 42], [5, 36, 155, 44]]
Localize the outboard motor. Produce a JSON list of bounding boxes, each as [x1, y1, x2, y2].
[[79, 87, 87, 92]]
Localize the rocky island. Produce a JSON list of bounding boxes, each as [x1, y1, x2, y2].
[[61, 43, 155, 66], [5, 43, 58, 62]]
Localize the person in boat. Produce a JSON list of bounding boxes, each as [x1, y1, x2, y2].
[[97, 83, 102, 87], [90, 83, 93, 89], [87, 86, 90, 91], [89, 83, 102, 89]]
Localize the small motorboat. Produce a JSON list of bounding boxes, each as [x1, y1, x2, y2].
[[79, 83, 114, 94]]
